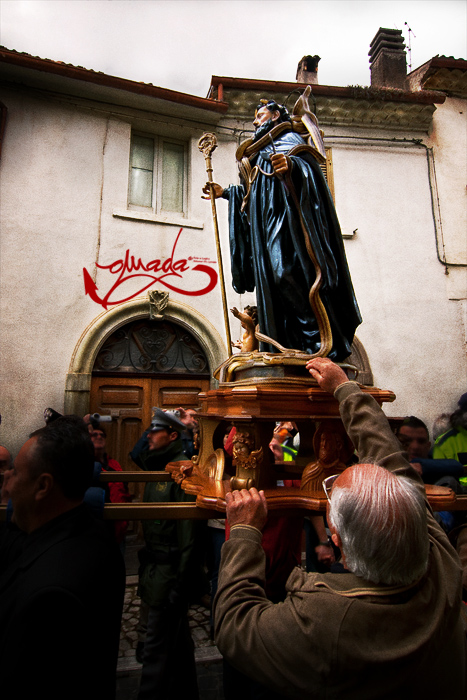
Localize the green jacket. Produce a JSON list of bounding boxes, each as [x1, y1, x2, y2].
[[433, 426, 467, 466]]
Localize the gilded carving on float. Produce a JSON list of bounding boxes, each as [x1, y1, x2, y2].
[[206, 449, 226, 481], [300, 421, 353, 496]]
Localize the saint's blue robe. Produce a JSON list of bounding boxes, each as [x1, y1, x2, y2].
[[224, 129, 361, 361]]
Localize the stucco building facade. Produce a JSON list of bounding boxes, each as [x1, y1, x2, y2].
[[1, 29, 466, 465]]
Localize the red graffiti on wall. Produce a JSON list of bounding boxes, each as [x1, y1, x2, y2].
[[83, 228, 218, 309]]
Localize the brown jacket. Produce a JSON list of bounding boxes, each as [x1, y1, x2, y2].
[[214, 382, 466, 699]]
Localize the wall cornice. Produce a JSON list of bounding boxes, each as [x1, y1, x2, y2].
[[218, 87, 440, 131]]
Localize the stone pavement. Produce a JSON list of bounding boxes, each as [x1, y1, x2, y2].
[[116, 537, 224, 700], [118, 576, 221, 662]]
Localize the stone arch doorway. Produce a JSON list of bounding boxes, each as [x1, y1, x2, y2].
[[65, 296, 226, 469], [90, 318, 212, 470]]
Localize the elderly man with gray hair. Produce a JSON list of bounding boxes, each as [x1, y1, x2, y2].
[[214, 358, 466, 700]]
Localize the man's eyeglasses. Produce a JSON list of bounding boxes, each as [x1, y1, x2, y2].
[[322, 474, 340, 502]]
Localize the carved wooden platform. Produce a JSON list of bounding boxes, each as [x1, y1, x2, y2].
[[165, 378, 458, 513], [165, 461, 458, 513]]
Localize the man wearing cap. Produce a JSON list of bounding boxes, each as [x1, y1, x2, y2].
[[131, 409, 205, 700], [214, 358, 465, 699]]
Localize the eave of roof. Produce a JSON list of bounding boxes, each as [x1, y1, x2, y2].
[[208, 75, 445, 105], [407, 55, 467, 98], [0, 46, 228, 117], [427, 56, 467, 71], [208, 76, 445, 132]]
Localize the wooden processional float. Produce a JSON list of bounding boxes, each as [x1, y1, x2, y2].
[[163, 100, 460, 517], [165, 355, 460, 516], [0, 90, 462, 527]]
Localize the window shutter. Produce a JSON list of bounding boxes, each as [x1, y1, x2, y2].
[[129, 135, 154, 207], [161, 141, 185, 213]]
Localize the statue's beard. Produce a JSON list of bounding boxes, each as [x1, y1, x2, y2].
[[253, 118, 275, 142]]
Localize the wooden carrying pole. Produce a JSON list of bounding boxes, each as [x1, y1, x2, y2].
[[198, 133, 232, 355]]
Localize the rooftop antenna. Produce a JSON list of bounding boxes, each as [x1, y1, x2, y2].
[[404, 22, 416, 72]]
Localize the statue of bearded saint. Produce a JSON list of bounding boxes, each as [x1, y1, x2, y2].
[[202, 90, 361, 362]]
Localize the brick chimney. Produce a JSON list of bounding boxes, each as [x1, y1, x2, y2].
[[369, 28, 407, 89], [296, 55, 320, 84]]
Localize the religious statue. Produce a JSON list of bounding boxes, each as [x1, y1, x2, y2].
[[202, 89, 361, 362], [300, 420, 353, 495]]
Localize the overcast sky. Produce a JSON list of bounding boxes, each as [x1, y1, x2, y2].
[[1, 0, 466, 97]]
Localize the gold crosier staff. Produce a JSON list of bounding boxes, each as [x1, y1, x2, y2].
[[198, 133, 232, 355]]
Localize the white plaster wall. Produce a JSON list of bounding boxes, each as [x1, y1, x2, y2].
[[428, 97, 467, 265], [93, 120, 245, 347], [332, 140, 466, 433], [0, 89, 109, 451], [0, 90, 233, 454]]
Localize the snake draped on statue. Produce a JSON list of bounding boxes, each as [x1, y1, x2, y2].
[[222, 119, 362, 362]]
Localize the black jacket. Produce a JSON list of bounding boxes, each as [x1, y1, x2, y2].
[[0, 505, 125, 700]]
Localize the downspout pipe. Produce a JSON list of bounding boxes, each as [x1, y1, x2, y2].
[[326, 134, 466, 271]]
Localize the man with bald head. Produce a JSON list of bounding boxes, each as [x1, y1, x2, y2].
[[214, 358, 466, 700]]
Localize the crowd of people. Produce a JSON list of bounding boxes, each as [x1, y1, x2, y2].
[[1, 364, 466, 699]]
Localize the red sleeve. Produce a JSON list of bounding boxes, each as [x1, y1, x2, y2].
[[106, 458, 132, 544]]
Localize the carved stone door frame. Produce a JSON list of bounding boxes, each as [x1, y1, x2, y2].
[[64, 295, 227, 416]]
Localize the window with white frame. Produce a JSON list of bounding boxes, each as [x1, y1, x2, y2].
[[128, 133, 187, 214]]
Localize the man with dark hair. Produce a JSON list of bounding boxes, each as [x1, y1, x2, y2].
[[203, 94, 361, 360], [0, 416, 125, 700], [396, 415, 432, 461], [132, 409, 206, 700], [396, 415, 464, 485], [29, 414, 95, 499], [177, 407, 199, 459], [214, 358, 465, 699]]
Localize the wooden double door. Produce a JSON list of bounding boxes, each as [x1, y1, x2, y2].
[[89, 375, 209, 472]]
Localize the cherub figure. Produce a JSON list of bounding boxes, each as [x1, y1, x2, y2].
[[231, 305, 259, 353]]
